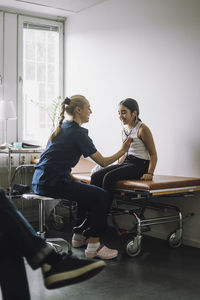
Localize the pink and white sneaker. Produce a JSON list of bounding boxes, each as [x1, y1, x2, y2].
[[85, 245, 118, 260]]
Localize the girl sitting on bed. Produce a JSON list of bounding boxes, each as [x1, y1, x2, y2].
[[90, 98, 158, 207]]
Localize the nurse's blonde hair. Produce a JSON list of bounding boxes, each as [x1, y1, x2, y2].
[[49, 95, 88, 142]]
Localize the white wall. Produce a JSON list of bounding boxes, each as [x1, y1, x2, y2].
[[64, 0, 200, 248], [65, 0, 200, 178]]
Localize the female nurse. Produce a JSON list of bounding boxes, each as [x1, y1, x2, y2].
[[32, 95, 132, 260]]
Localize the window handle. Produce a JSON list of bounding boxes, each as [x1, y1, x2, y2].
[[19, 76, 23, 84], [0, 75, 3, 85]]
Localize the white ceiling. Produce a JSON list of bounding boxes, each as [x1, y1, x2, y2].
[[0, 0, 108, 18]]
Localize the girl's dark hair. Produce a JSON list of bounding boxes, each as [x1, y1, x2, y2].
[[119, 98, 141, 121], [49, 95, 88, 142]]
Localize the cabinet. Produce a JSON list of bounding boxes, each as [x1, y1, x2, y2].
[[0, 147, 43, 194]]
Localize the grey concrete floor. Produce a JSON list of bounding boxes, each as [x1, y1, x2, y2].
[[6, 225, 200, 300]]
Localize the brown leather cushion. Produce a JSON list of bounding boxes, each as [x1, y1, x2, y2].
[[115, 175, 200, 191], [72, 159, 200, 192]]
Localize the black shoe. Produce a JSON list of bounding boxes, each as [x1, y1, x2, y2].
[[73, 218, 89, 234], [82, 227, 92, 238], [42, 253, 106, 289]]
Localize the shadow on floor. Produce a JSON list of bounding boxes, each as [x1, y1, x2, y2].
[[13, 224, 200, 300]]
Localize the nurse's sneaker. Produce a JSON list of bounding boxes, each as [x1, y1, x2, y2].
[[42, 252, 106, 289], [72, 233, 88, 248]]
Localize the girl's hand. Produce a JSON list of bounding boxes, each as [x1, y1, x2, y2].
[[121, 137, 133, 152], [140, 173, 153, 181], [71, 174, 82, 182]]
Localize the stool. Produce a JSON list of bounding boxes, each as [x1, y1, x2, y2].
[[22, 193, 72, 253]]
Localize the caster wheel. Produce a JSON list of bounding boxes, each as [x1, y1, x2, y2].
[[168, 231, 182, 248], [47, 242, 63, 253], [52, 215, 65, 231], [125, 237, 141, 257]]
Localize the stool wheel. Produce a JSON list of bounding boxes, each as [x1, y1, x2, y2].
[[47, 242, 63, 253]]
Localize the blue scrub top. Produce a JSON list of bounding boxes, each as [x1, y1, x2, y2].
[[32, 121, 97, 187]]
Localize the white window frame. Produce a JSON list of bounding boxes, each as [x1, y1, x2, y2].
[[0, 12, 3, 102], [0, 12, 3, 145], [18, 15, 64, 144]]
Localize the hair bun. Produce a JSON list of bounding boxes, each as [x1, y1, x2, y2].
[[64, 97, 71, 105]]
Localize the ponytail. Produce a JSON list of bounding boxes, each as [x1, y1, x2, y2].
[[49, 99, 66, 142]]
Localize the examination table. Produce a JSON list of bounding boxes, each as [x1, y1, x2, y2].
[[72, 159, 200, 257]]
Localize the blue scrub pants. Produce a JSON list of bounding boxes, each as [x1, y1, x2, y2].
[[33, 180, 109, 237]]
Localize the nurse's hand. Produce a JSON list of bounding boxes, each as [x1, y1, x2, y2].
[[121, 136, 133, 153]]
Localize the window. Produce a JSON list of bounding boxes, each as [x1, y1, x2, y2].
[[18, 16, 63, 145], [0, 12, 3, 102]]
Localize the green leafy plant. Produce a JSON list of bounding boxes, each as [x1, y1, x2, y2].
[[48, 96, 62, 128], [29, 96, 62, 129]]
